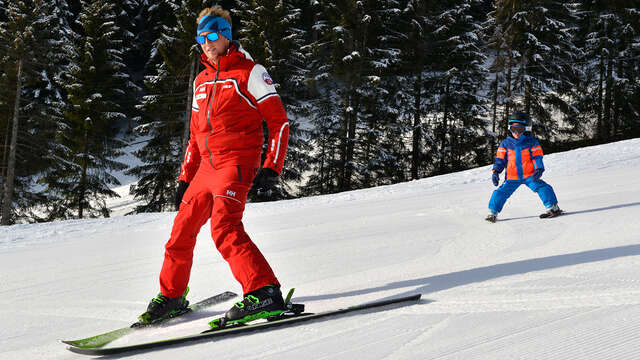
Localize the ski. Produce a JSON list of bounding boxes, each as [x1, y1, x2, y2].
[[60, 291, 237, 349], [65, 293, 422, 356]]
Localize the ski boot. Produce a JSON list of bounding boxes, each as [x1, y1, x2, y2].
[[540, 204, 563, 218], [485, 213, 497, 223], [210, 285, 286, 328], [137, 287, 190, 325]]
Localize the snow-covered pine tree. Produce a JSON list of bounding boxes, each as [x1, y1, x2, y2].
[[127, 0, 199, 213], [47, 0, 131, 219], [298, 0, 345, 196], [110, 0, 145, 132], [390, 0, 431, 180], [483, 2, 507, 151], [487, 0, 580, 142], [427, 0, 489, 174], [576, 1, 640, 141], [303, 0, 410, 193], [355, 0, 413, 186], [0, 0, 76, 224], [233, 0, 313, 201]]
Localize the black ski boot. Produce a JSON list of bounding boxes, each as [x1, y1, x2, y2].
[[138, 287, 190, 325], [485, 214, 497, 223], [224, 285, 286, 324], [540, 205, 563, 218]]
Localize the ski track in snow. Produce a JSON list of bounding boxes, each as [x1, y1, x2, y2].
[[1, 138, 640, 359]]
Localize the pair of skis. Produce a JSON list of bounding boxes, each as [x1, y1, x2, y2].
[[62, 290, 422, 356]]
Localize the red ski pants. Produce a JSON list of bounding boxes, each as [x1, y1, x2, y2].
[[159, 164, 279, 298]]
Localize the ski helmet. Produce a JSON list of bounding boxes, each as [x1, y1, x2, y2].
[[508, 111, 532, 135]]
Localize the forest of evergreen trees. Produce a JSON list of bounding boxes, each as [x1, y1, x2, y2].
[[1, 0, 639, 224]]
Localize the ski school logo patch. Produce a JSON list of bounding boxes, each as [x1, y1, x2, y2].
[[262, 72, 273, 85]]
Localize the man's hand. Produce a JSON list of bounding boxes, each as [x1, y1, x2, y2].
[[175, 181, 189, 210], [252, 168, 279, 195]]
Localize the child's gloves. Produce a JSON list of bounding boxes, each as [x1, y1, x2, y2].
[[492, 171, 500, 186], [532, 168, 544, 181]]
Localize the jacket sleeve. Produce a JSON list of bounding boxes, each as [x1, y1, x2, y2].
[[492, 140, 507, 173], [247, 64, 289, 175], [177, 81, 202, 183], [530, 139, 544, 170]]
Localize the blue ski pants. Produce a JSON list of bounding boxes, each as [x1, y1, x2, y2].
[[489, 177, 558, 214]]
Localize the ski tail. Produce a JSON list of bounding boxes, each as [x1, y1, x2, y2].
[[61, 291, 237, 348]]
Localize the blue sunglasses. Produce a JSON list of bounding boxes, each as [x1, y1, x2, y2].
[[196, 32, 220, 44]]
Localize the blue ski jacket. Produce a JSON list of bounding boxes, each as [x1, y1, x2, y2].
[[493, 134, 544, 181]]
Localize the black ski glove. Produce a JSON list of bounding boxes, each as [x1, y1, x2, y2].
[[532, 168, 544, 181], [252, 168, 279, 195], [492, 171, 500, 186], [175, 181, 189, 210]]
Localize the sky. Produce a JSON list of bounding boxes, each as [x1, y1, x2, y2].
[[1, 138, 639, 359]]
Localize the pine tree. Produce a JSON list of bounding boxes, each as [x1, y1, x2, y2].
[[0, 0, 76, 224], [127, 0, 199, 213], [576, 1, 640, 141], [234, 0, 313, 201], [428, 1, 489, 174], [303, 0, 408, 193], [354, 0, 414, 186], [390, 0, 432, 180], [45, 0, 130, 219], [487, 0, 580, 142], [298, 0, 343, 195]]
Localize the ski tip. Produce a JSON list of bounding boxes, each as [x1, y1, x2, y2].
[[59, 339, 79, 346]]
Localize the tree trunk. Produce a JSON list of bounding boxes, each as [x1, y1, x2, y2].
[[411, 72, 422, 180], [439, 77, 451, 174], [597, 53, 604, 140], [491, 75, 499, 157], [1, 109, 10, 182], [504, 51, 513, 137], [525, 78, 531, 114], [1, 58, 23, 226], [78, 119, 90, 219], [342, 90, 357, 192], [338, 90, 350, 192], [612, 56, 623, 137], [182, 57, 197, 154], [604, 54, 613, 139]]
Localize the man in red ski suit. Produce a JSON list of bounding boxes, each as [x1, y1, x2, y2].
[[139, 7, 290, 325]]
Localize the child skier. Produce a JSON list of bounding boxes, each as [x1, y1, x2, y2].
[[486, 112, 562, 222]]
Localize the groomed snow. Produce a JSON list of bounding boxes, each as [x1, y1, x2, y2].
[[1, 138, 640, 359]]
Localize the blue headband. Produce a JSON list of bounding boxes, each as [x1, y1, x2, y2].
[[197, 15, 232, 42]]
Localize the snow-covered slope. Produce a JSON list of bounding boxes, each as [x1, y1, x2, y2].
[[2, 138, 640, 360]]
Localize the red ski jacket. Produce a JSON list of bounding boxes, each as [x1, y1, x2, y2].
[[178, 43, 290, 183]]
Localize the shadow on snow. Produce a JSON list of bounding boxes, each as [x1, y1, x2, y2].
[[294, 244, 640, 303]]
